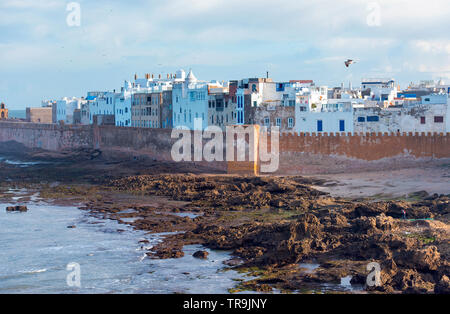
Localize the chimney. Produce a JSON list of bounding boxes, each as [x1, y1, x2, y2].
[[266, 71, 269, 79], [152, 74, 154, 79], [159, 74, 161, 79], [135, 73, 138, 80]]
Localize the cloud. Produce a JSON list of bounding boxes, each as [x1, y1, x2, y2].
[[413, 40, 450, 54], [1, 0, 450, 108], [0, 0, 62, 9]]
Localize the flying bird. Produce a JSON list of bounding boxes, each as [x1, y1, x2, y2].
[[345, 59, 356, 68]]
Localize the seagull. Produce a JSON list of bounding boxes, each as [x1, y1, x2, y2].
[[345, 59, 356, 68]]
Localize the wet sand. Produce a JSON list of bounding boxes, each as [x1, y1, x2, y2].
[[311, 166, 450, 199]]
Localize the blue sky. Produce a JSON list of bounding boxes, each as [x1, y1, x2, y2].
[[1, 0, 449, 109]]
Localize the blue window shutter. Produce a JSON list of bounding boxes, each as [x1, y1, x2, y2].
[[339, 120, 345, 132]]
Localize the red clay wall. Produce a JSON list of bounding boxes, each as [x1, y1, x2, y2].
[[277, 132, 450, 160]]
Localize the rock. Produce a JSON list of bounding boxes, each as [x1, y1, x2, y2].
[[393, 269, 435, 293], [434, 275, 450, 294], [350, 273, 366, 285], [395, 246, 441, 271], [193, 250, 209, 259], [296, 213, 323, 237], [353, 216, 377, 233], [375, 214, 397, 231], [386, 201, 410, 219], [355, 203, 386, 217], [152, 247, 185, 259], [6, 205, 28, 212]]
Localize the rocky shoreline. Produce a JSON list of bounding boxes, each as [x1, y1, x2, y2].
[[1, 150, 449, 294]]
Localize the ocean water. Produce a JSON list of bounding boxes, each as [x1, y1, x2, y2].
[[7, 110, 26, 119], [0, 201, 245, 294]]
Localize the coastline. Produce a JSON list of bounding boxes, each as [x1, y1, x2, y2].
[[1, 150, 449, 294]]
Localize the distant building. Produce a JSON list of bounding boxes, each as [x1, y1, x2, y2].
[[207, 83, 234, 130], [73, 109, 82, 124], [421, 93, 447, 105], [354, 101, 449, 133], [172, 70, 210, 130], [361, 78, 398, 105], [131, 85, 172, 129], [234, 77, 276, 126], [160, 90, 173, 129], [53, 97, 85, 124], [88, 92, 117, 125], [295, 101, 354, 134], [93, 114, 115, 126], [0, 103, 8, 120], [250, 105, 296, 133], [26, 107, 52, 123]]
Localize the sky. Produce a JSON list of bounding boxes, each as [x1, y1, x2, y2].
[[0, 0, 449, 109]]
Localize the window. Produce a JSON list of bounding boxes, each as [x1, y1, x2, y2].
[[237, 111, 244, 124], [264, 117, 270, 126], [358, 117, 365, 122], [367, 116, 379, 122], [288, 118, 294, 128], [276, 118, 281, 127], [420, 117, 426, 124], [317, 120, 323, 132], [434, 116, 444, 123], [339, 120, 345, 132]]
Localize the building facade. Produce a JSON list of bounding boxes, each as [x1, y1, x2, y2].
[[54, 97, 85, 124], [0, 103, 8, 120], [26, 107, 53, 123], [172, 70, 209, 130], [354, 102, 449, 133]]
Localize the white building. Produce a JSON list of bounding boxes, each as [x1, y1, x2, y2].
[[295, 101, 354, 134], [54, 97, 85, 124], [354, 101, 449, 134], [172, 70, 211, 130], [361, 78, 398, 105], [88, 91, 119, 124], [421, 93, 447, 105], [115, 72, 182, 127], [115, 89, 132, 127]]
